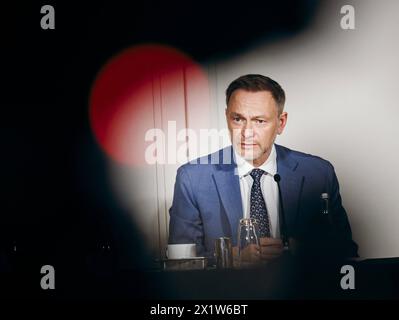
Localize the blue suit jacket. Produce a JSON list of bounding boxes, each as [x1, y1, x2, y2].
[[169, 144, 358, 258]]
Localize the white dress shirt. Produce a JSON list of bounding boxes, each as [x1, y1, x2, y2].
[[234, 144, 280, 238]]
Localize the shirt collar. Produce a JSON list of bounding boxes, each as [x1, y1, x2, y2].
[[234, 144, 277, 178]]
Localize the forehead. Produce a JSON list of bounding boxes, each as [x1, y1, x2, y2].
[[228, 89, 278, 115]]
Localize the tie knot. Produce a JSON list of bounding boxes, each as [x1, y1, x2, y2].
[[250, 169, 265, 182]]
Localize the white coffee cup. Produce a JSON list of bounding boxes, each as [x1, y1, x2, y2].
[[166, 243, 196, 259]]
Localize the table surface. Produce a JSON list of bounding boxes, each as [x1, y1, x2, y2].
[[141, 256, 399, 300]]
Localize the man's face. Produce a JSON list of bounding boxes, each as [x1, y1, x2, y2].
[[226, 89, 287, 166]]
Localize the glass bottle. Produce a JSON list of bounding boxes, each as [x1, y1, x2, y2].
[[237, 218, 260, 267]]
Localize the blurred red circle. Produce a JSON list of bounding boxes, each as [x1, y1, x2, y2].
[[89, 44, 208, 166]]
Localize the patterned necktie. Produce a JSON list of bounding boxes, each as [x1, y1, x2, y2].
[[250, 169, 271, 237]]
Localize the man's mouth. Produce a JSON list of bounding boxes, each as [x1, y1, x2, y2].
[[240, 143, 257, 149]]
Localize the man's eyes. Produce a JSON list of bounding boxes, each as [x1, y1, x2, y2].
[[232, 117, 266, 123]]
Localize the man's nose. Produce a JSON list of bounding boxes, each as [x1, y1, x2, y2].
[[242, 123, 254, 139]]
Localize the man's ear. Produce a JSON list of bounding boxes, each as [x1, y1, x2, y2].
[[277, 112, 288, 135]]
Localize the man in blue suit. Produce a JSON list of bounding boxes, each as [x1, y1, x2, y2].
[[169, 74, 358, 262]]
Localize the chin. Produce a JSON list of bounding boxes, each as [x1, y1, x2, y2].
[[238, 145, 268, 162], [240, 150, 261, 162]]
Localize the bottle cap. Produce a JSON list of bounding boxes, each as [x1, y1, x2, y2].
[[321, 193, 329, 199]]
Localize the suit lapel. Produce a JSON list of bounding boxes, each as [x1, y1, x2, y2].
[[276, 144, 304, 234], [212, 147, 243, 244]]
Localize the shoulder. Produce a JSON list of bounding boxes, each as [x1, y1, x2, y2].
[[275, 144, 334, 173], [176, 146, 232, 177]]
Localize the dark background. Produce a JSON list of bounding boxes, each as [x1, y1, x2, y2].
[[1, 0, 319, 299]]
